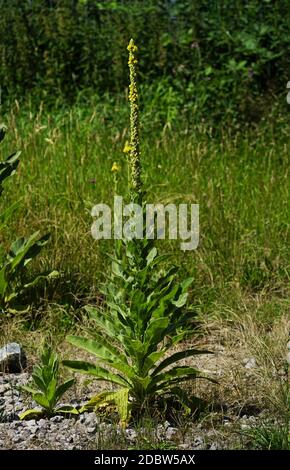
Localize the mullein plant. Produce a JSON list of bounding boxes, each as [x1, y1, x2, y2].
[[0, 125, 58, 313], [20, 347, 77, 420], [64, 40, 212, 423]]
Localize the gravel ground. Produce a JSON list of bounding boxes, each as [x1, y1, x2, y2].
[[0, 372, 264, 450]]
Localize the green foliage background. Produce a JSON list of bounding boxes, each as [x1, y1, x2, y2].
[[0, 1, 289, 326], [0, 0, 289, 123]]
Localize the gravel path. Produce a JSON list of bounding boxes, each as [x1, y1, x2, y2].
[[0, 373, 260, 450]]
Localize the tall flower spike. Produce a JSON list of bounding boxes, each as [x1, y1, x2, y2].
[[127, 39, 142, 204]]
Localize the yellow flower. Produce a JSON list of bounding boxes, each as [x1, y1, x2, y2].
[[127, 39, 142, 204], [111, 162, 120, 173], [127, 40, 138, 53], [123, 141, 132, 154]]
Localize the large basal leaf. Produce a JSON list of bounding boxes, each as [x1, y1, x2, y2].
[[20, 385, 40, 395], [66, 335, 128, 365], [142, 349, 168, 375], [55, 405, 79, 415], [0, 151, 21, 186], [23, 270, 59, 290], [152, 348, 212, 376], [106, 388, 130, 425], [9, 232, 50, 272], [6, 271, 59, 303], [66, 334, 135, 379], [79, 391, 108, 413], [149, 366, 200, 393], [19, 409, 44, 420], [63, 360, 130, 387]]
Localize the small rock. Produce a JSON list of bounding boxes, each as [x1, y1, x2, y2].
[[241, 423, 250, 430], [166, 427, 178, 440], [209, 442, 219, 450], [87, 426, 96, 433], [178, 443, 189, 450], [38, 419, 48, 428], [248, 416, 256, 423], [192, 436, 204, 448], [25, 420, 37, 428], [126, 428, 137, 441], [242, 357, 256, 369], [4, 412, 19, 422], [50, 415, 64, 423], [19, 429, 30, 440], [0, 343, 27, 373], [84, 412, 97, 425], [0, 384, 9, 394], [79, 414, 86, 424], [99, 422, 111, 431], [9, 421, 22, 429], [14, 404, 25, 412]]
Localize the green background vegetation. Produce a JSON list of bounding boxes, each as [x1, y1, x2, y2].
[[0, 0, 290, 124], [0, 0, 288, 326], [0, 0, 289, 448]]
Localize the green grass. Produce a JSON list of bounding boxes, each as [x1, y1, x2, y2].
[[0, 100, 289, 449], [245, 423, 290, 450], [1, 102, 288, 322]]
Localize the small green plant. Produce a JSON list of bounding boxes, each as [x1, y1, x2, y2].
[[20, 346, 77, 420], [64, 40, 211, 424], [246, 424, 290, 450], [0, 125, 58, 313], [0, 124, 20, 229], [245, 339, 290, 450]]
